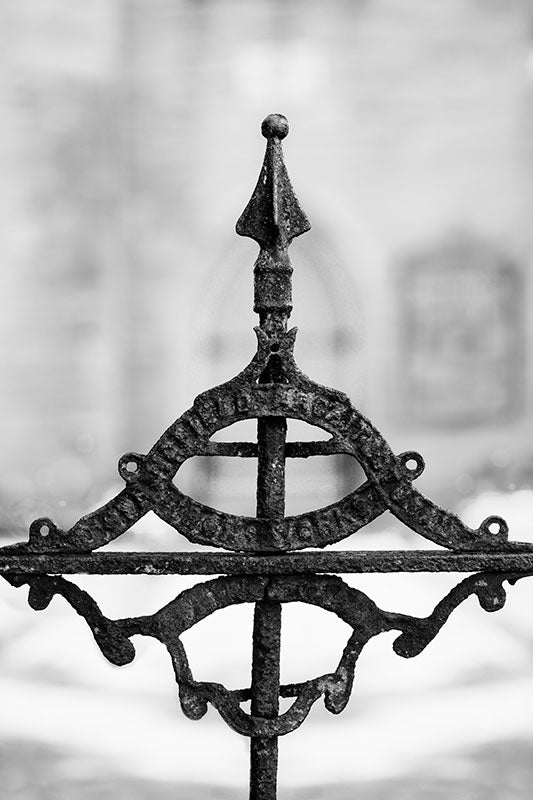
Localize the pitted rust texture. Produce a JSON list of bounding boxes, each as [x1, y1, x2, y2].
[[245, 132, 297, 799], [10, 321, 529, 555], [236, 112, 310, 319], [1, 113, 533, 800], [5, 570, 524, 738], [3, 550, 533, 575], [5, 116, 524, 558]]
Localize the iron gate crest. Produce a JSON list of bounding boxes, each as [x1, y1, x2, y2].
[[1, 114, 533, 799]]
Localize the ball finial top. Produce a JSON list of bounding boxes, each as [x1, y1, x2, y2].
[[261, 113, 289, 140]]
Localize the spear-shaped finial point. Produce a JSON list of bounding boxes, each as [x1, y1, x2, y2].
[[261, 113, 289, 140], [237, 115, 310, 320], [236, 114, 310, 248]]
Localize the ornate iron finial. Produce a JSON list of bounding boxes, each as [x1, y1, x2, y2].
[[1, 116, 533, 800], [236, 114, 310, 326]]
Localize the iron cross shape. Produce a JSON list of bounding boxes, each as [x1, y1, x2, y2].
[[1, 114, 533, 800]]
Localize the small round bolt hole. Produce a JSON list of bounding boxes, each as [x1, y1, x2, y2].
[[125, 461, 138, 473], [40, 525, 50, 537], [488, 521, 500, 535], [405, 459, 418, 472]]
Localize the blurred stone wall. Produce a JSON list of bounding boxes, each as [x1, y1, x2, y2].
[[0, 0, 532, 534]]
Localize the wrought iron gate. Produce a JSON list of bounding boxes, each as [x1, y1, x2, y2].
[[1, 113, 533, 799]]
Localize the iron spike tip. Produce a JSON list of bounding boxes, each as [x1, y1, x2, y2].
[[236, 116, 310, 247], [261, 113, 289, 140]]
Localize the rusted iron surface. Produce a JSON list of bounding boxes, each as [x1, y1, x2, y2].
[[1, 113, 533, 799], [4, 321, 528, 554], [3, 550, 533, 575], [4, 569, 527, 739], [9, 326, 528, 554], [248, 166, 293, 798]]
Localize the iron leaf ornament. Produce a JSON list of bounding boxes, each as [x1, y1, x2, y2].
[[1, 114, 533, 800]]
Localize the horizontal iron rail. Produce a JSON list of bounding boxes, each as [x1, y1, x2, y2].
[[1, 550, 533, 575], [203, 441, 342, 457]]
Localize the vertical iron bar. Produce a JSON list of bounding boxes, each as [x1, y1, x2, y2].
[[250, 325, 286, 800], [238, 116, 308, 799], [250, 592, 282, 800]]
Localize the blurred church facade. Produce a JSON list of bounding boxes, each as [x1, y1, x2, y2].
[[0, 0, 532, 535]]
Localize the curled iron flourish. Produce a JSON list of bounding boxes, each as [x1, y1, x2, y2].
[[6, 570, 522, 738], [1, 114, 532, 799]]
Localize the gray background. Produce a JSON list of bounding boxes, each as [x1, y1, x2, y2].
[[1, 1, 533, 798]]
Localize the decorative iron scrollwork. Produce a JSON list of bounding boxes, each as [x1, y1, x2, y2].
[[11, 316, 527, 554], [6, 569, 526, 740], [1, 113, 532, 800]]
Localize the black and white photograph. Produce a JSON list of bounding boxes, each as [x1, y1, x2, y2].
[[1, 2, 533, 798]]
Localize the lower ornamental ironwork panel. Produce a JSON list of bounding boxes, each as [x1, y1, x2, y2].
[[1, 113, 533, 799]]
